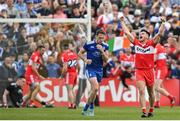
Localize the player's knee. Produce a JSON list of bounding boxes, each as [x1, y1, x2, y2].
[[155, 86, 160, 92], [95, 84, 99, 91], [92, 86, 98, 92], [30, 95, 36, 100], [67, 85, 73, 91], [139, 90, 145, 96], [149, 91, 155, 98], [149, 94, 155, 101]]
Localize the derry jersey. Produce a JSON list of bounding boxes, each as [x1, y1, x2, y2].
[[26, 51, 42, 76], [134, 39, 156, 69], [155, 43, 167, 69], [61, 50, 78, 73]]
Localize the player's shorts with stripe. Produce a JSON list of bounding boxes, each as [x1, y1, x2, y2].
[[65, 72, 77, 85], [135, 68, 154, 87], [155, 68, 168, 80], [86, 68, 103, 83], [25, 74, 41, 85]]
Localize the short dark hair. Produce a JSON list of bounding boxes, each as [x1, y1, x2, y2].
[[62, 44, 69, 50], [140, 28, 150, 37], [37, 44, 45, 49], [124, 65, 131, 70], [96, 29, 106, 35]]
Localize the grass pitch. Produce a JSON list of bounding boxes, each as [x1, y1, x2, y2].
[[0, 106, 180, 120]]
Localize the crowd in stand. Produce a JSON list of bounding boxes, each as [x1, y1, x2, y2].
[[0, 0, 87, 18]]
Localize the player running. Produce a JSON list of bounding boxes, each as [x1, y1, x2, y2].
[[120, 16, 166, 118], [154, 43, 175, 108], [60, 44, 79, 109], [23, 45, 52, 107], [78, 29, 109, 116]]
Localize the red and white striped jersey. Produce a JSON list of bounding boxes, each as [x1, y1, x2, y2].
[[26, 51, 42, 76], [155, 43, 167, 69], [61, 50, 78, 73], [134, 39, 156, 69], [119, 53, 135, 68]]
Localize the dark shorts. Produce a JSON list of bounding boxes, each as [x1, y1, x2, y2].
[[86, 69, 103, 83]]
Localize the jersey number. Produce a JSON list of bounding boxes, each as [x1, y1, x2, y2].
[[68, 60, 77, 67]]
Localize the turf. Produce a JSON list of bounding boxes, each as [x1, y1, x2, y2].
[[0, 106, 180, 120]]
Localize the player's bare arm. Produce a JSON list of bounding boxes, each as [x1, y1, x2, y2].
[[120, 17, 134, 43], [60, 62, 68, 78], [31, 62, 45, 80], [2, 89, 9, 108], [76, 61, 80, 74], [153, 17, 166, 44], [96, 44, 109, 62], [78, 48, 92, 64]]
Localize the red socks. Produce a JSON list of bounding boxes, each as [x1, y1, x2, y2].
[[149, 107, 154, 113], [142, 107, 146, 113], [167, 95, 173, 100]]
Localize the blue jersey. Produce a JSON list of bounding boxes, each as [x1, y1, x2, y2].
[[83, 40, 109, 72]]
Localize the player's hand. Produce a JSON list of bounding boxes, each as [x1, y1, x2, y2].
[[85, 59, 92, 65], [96, 44, 104, 53]]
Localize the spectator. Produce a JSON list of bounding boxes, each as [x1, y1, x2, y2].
[[97, 0, 113, 26], [110, 61, 122, 78], [119, 47, 135, 69], [2, 76, 25, 108], [43, 42, 52, 63], [6, 0, 19, 18], [36, 0, 52, 17], [26, 0, 38, 18], [131, 9, 143, 34], [0, 9, 8, 18], [171, 60, 180, 80], [169, 19, 180, 36], [167, 36, 178, 54], [159, 0, 172, 16], [46, 55, 60, 78], [120, 65, 134, 90], [0, 56, 17, 105], [49, 5, 67, 18], [0, 0, 7, 12], [70, 4, 84, 18], [15, 0, 27, 18], [17, 53, 29, 77], [0, 0, 87, 18], [121, 5, 134, 25], [16, 28, 28, 55], [0, 33, 7, 61]]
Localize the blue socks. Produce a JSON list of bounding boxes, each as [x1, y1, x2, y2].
[[83, 102, 94, 111], [90, 102, 94, 110], [83, 104, 89, 111]]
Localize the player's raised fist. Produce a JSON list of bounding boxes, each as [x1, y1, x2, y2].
[[96, 44, 104, 52]]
